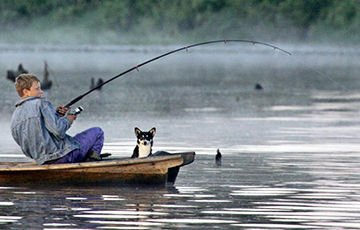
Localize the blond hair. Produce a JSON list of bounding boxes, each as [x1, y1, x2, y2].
[[15, 74, 40, 97]]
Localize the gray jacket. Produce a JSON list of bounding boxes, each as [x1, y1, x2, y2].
[[11, 97, 80, 165]]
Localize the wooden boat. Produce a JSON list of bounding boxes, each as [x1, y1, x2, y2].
[[0, 151, 195, 186]]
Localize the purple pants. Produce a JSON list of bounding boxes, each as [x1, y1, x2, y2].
[[53, 127, 104, 164]]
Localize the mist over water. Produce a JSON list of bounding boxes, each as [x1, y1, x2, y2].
[[1, 44, 360, 229]]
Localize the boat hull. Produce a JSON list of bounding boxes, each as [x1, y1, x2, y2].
[[0, 152, 195, 186]]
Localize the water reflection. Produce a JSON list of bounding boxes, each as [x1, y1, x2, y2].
[[2, 153, 360, 229], [0, 183, 243, 229]]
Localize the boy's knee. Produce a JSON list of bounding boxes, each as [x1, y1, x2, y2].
[[93, 127, 104, 136]]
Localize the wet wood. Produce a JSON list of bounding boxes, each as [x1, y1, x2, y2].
[[0, 152, 195, 186]]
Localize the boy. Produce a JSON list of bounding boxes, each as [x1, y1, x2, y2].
[[11, 74, 105, 165]]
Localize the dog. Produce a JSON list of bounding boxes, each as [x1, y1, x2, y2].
[[131, 127, 156, 158]]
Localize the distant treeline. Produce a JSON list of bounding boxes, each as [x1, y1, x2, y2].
[[0, 0, 358, 44]]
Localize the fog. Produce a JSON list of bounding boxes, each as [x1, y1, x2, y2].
[[1, 42, 359, 155], [2, 43, 360, 229]]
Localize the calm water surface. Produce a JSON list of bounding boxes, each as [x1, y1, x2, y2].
[[1, 44, 360, 229]]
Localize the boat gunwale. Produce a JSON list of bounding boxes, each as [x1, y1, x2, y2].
[[0, 155, 184, 172]]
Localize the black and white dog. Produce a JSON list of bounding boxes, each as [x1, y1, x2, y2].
[[131, 127, 156, 158]]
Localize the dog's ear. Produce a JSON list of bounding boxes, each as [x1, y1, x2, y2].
[[149, 127, 156, 137], [134, 127, 142, 137]]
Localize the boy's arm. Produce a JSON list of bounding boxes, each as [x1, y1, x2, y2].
[[66, 114, 77, 125], [41, 101, 72, 139]]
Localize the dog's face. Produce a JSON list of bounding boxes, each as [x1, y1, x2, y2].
[[135, 127, 156, 147]]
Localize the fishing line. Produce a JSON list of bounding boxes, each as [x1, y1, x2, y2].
[[63, 39, 292, 108], [291, 55, 351, 91], [61, 40, 349, 111]]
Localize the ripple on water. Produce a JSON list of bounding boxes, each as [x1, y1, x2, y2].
[[146, 218, 238, 224], [0, 216, 22, 224], [230, 187, 297, 196]]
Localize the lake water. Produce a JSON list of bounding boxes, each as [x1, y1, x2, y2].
[[1, 43, 360, 229]]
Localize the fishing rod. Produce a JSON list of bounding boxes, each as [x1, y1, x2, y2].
[[64, 39, 292, 108]]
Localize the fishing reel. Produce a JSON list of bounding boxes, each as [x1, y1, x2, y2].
[[70, 106, 84, 115]]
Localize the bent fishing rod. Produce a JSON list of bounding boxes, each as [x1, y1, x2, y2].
[[64, 39, 292, 108]]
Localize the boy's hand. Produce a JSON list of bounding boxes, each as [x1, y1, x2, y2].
[[66, 114, 77, 124], [56, 106, 69, 117]]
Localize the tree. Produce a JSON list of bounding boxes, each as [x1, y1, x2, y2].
[[279, 0, 332, 41]]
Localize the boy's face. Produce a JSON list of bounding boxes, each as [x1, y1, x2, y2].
[[22, 81, 43, 98]]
